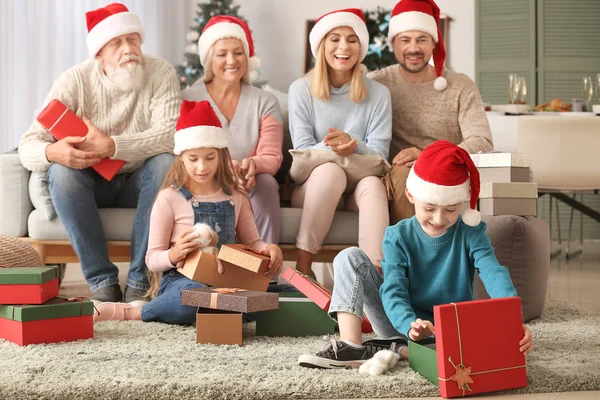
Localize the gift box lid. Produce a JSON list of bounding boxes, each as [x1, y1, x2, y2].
[[471, 153, 530, 168], [0, 297, 94, 322], [479, 182, 538, 199], [282, 268, 332, 310], [181, 288, 279, 313], [217, 244, 270, 274], [434, 297, 527, 397], [0, 267, 58, 284]]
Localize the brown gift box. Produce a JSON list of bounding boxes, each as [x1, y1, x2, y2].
[[181, 288, 279, 313], [217, 244, 270, 274], [179, 249, 270, 292], [195, 309, 242, 346]]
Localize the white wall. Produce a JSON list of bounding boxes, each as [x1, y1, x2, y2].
[[224, 0, 476, 91]]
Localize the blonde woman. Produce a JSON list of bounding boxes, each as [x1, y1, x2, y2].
[[182, 16, 284, 250], [288, 9, 392, 279]]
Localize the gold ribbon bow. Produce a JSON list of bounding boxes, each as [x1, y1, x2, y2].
[[209, 288, 246, 309], [438, 302, 526, 395]]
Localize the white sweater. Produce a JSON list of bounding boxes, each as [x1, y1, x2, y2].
[[19, 55, 182, 173]]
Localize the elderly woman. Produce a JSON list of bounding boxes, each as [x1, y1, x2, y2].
[[182, 16, 283, 247], [288, 8, 392, 279]]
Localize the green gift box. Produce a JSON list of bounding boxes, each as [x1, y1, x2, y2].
[[0, 267, 59, 305], [255, 293, 336, 337], [408, 339, 439, 386], [0, 297, 95, 322], [0, 267, 57, 284]]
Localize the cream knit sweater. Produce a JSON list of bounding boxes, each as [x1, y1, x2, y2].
[[19, 55, 181, 173]]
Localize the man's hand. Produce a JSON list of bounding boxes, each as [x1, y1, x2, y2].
[[324, 128, 357, 157], [45, 136, 101, 169], [392, 147, 422, 166], [408, 318, 435, 341], [239, 158, 257, 191], [76, 118, 116, 159]]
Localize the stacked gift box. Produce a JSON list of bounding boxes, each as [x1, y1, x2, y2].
[[408, 297, 528, 398], [0, 266, 94, 346], [471, 153, 538, 217]]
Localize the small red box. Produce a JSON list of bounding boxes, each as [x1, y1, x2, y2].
[[434, 297, 527, 398], [36, 99, 125, 181], [0, 267, 59, 305], [0, 298, 94, 346]]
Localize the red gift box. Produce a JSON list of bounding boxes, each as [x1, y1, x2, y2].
[[0, 267, 59, 305], [0, 297, 94, 346], [281, 268, 373, 333], [36, 99, 125, 181], [434, 297, 527, 398]]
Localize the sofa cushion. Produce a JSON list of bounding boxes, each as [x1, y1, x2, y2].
[[29, 171, 57, 220], [474, 215, 550, 322], [0, 152, 33, 237], [28, 207, 360, 246], [289, 149, 389, 193]]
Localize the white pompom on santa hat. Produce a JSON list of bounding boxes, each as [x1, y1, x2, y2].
[[198, 15, 261, 76], [173, 100, 230, 155], [387, 0, 448, 91], [86, 3, 145, 57], [309, 8, 370, 61], [406, 140, 481, 226]]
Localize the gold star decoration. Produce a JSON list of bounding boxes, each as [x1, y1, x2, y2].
[[447, 357, 474, 391]]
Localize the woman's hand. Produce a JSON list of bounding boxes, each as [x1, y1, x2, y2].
[[262, 244, 283, 277], [520, 325, 534, 356], [168, 228, 200, 265], [408, 318, 435, 341], [324, 128, 357, 157], [239, 158, 257, 191]]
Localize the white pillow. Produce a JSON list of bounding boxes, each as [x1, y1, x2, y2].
[[28, 171, 57, 220], [289, 149, 390, 193]]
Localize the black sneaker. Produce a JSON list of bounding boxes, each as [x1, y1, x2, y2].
[[362, 336, 409, 357], [298, 339, 370, 369], [91, 284, 123, 304]]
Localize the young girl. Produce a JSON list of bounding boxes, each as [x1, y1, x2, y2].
[[93, 100, 283, 324], [288, 8, 392, 279]]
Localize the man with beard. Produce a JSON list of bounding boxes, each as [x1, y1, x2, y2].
[[18, 3, 181, 304], [369, 0, 493, 224]]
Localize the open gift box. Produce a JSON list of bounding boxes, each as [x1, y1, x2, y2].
[[408, 297, 527, 398]]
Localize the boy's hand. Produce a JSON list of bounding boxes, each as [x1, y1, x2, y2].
[[520, 325, 534, 356], [409, 318, 435, 341], [262, 244, 283, 277], [169, 228, 200, 265]]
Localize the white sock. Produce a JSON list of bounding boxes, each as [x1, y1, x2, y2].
[[342, 340, 365, 348]]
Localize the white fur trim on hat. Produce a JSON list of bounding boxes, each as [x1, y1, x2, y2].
[[309, 12, 369, 61], [406, 167, 470, 206], [387, 11, 438, 47], [87, 12, 145, 57], [434, 76, 448, 91], [173, 126, 230, 155], [198, 22, 256, 69]]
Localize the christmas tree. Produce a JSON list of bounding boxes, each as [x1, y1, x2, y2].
[[176, 0, 245, 89], [362, 7, 397, 72]]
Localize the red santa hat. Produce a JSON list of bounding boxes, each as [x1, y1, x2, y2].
[[173, 100, 230, 155], [388, 0, 447, 91], [309, 8, 369, 61], [405, 140, 481, 226], [86, 3, 145, 57], [198, 16, 261, 76]]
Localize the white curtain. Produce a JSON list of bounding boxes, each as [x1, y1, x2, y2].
[[0, 0, 194, 154]]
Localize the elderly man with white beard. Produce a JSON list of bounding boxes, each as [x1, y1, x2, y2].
[[18, 3, 181, 304]]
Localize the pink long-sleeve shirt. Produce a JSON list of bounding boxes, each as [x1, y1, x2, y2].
[[145, 187, 268, 273], [182, 82, 284, 175]]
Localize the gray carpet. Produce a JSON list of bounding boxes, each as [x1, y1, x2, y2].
[[1, 300, 599, 399]]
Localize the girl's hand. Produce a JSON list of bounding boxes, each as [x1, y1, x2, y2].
[[408, 318, 435, 341], [169, 228, 200, 265], [520, 325, 534, 356], [239, 158, 257, 191], [262, 244, 283, 277]]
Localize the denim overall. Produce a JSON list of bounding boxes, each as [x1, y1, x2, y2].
[[140, 185, 236, 325]]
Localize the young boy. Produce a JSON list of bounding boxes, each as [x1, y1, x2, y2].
[[298, 140, 533, 369]]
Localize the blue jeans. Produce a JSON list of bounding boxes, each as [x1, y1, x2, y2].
[[329, 247, 401, 339], [141, 269, 298, 325], [47, 153, 174, 292]]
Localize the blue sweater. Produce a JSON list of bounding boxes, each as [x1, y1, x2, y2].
[[288, 75, 392, 159], [380, 216, 518, 337]]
